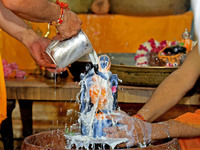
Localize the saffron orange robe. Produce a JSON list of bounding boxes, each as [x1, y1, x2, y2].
[[0, 54, 6, 124], [174, 109, 200, 150]]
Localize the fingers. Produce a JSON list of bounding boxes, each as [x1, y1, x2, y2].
[[117, 141, 137, 149], [61, 28, 81, 41], [56, 10, 82, 40], [36, 59, 56, 69], [105, 132, 130, 148], [106, 132, 127, 138], [104, 125, 127, 133], [37, 54, 67, 73], [57, 67, 68, 73], [53, 30, 80, 41], [116, 142, 128, 148], [46, 67, 67, 74], [35, 54, 56, 69], [52, 34, 63, 41], [37, 57, 67, 73], [104, 126, 118, 133], [104, 129, 138, 148], [106, 113, 126, 124]]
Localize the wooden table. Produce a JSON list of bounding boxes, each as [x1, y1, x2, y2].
[[5, 73, 200, 105], [2, 73, 200, 150]]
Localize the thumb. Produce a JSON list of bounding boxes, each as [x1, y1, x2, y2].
[[52, 34, 63, 40]]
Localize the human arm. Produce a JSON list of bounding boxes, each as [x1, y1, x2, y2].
[[137, 45, 200, 122], [154, 119, 200, 139], [104, 111, 200, 148], [0, 1, 65, 72], [1, 0, 82, 39]]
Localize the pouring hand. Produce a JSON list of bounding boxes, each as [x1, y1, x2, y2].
[[104, 110, 152, 148], [56, 10, 82, 41], [22, 28, 66, 73]]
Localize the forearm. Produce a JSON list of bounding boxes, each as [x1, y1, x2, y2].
[[137, 46, 200, 122], [137, 70, 191, 122], [0, 1, 42, 50], [0, 1, 29, 42], [1, 0, 60, 23], [152, 119, 200, 140]]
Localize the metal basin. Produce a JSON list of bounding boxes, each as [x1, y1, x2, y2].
[[21, 130, 180, 150]]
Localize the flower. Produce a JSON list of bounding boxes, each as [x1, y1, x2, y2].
[[2, 59, 26, 78]]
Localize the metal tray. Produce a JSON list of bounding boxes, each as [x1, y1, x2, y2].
[[71, 53, 178, 86], [111, 65, 177, 87], [106, 53, 178, 86]]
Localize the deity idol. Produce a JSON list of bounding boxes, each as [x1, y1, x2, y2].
[[79, 54, 118, 138]]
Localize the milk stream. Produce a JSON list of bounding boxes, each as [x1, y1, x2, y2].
[[63, 53, 127, 149], [64, 52, 154, 149]]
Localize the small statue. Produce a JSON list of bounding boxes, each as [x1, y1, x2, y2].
[[90, 55, 112, 112], [80, 54, 118, 138], [181, 28, 193, 54]]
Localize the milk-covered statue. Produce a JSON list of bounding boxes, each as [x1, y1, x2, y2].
[[79, 54, 118, 138]]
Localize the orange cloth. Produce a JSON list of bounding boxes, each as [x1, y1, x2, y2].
[[0, 54, 7, 124], [175, 110, 200, 128], [0, 11, 193, 70], [80, 11, 193, 54], [174, 110, 200, 150], [179, 138, 200, 150]]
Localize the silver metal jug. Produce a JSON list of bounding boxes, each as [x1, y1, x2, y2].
[[46, 30, 98, 68]]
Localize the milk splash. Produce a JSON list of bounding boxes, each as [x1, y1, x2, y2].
[[65, 55, 128, 149]]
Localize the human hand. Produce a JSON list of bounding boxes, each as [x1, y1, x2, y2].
[[55, 10, 82, 40], [22, 28, 67, 73], [103, 110, 152, 148]]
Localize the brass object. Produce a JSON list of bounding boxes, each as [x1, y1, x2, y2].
[[44, 23, 51, 38]]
